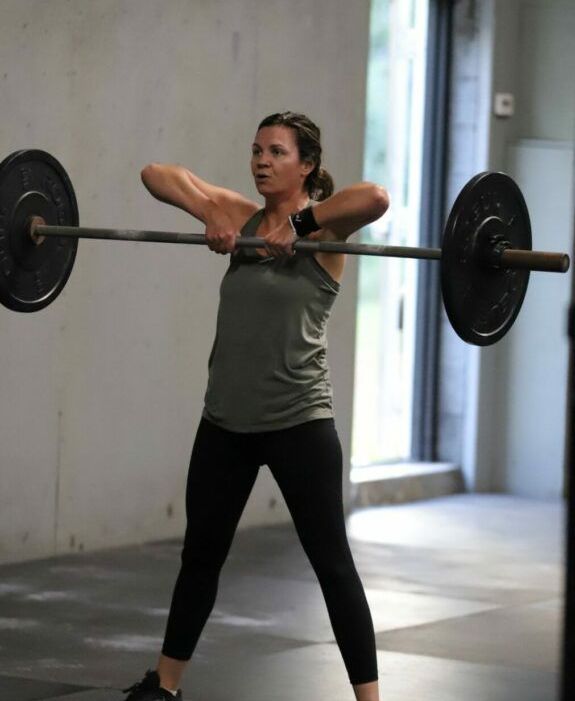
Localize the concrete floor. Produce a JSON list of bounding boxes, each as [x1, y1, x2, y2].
[[0, 494, 565, 701]]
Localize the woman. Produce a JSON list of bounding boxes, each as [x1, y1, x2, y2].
[[124, 112, 389, 701]]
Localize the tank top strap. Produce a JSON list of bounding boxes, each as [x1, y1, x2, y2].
[[240, 208, 266, 236], [237, 208, 267, 260], [239, 202, 313, 237]]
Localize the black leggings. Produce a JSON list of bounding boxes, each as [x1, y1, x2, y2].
[[161, 417, 378, 685]]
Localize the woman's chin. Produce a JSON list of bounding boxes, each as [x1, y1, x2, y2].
[[255, 183, 277, 198]]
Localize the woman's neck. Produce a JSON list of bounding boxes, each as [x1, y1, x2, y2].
[[262, 192, 310, 229]]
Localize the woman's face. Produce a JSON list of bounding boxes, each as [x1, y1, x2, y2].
[[251, 125, 313, 198]]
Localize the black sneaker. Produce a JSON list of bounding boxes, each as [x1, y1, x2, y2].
[[122, 670, 182, 701]]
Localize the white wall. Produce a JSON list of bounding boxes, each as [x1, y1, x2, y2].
[[0, 0, 371, 563], [498, 140, 573, 495]]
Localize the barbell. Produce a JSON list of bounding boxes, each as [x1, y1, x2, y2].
[[0, 149, 570, 345]]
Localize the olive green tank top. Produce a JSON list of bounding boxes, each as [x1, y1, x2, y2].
[[202, 208, 340, 432]]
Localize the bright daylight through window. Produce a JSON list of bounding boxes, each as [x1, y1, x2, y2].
[[352, 0, 429, 468]]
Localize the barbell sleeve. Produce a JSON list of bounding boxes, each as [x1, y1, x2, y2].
[[498, 249, 570, 274]]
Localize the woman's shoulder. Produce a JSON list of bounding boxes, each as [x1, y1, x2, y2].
[[225, 196, 260, 231]]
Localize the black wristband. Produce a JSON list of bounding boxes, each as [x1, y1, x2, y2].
[[289, 206, 320, 238]]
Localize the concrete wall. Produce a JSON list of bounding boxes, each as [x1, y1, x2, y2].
[[437, 0, 494, 482], [440, 0, 575, 497], [0, 0, 371, 563], [484, 0, 574, 495]]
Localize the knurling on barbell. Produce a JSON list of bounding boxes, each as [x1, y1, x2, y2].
[[0, 149, 570, 346]]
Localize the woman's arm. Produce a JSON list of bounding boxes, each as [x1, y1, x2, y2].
[[141, 163, 260, 254], [310, 182, 389, 241], [140, 163, 259, 230], [255, 176, 388, 272], [261, 182, 389, 259]]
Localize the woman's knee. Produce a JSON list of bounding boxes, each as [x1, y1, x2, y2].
[[312, 555, 360, 587], [180, 539, 229, 576]]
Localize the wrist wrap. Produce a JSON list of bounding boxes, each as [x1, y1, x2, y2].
[[289, 206, 320, 238]]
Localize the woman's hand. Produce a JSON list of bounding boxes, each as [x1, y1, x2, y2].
[[263, 219, 298, 258], [204, 205, 239, 255]]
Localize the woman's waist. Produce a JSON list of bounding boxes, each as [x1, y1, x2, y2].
[[203, 381, 335, 432]]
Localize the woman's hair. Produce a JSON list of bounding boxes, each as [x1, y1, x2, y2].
[[257, 111, 334, 201]]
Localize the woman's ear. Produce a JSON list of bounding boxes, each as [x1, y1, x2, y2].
[[301, 159, 315, 176]]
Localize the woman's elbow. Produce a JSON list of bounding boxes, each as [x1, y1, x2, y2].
[[369, 184, 390, 219], [141, 162, 164, 185]]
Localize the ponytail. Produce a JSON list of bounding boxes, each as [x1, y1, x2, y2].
[[308, 165, 334, 201]]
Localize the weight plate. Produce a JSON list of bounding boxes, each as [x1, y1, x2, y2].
[[441, 171, 531, 346], [0, 150, 78, 312]]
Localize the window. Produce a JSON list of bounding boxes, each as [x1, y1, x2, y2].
[[352, 0, 429, 468]]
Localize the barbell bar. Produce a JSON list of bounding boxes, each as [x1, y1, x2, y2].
[[27, 222, 571, 273], [0, 149, 570, 345], [30, 221, 445, 260]]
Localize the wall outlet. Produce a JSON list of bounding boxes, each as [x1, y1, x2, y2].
[[494, 92, 515, 118]]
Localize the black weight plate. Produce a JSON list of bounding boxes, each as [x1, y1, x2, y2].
[[0, 150, 78, 312], [441, 171, 531, 346]]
